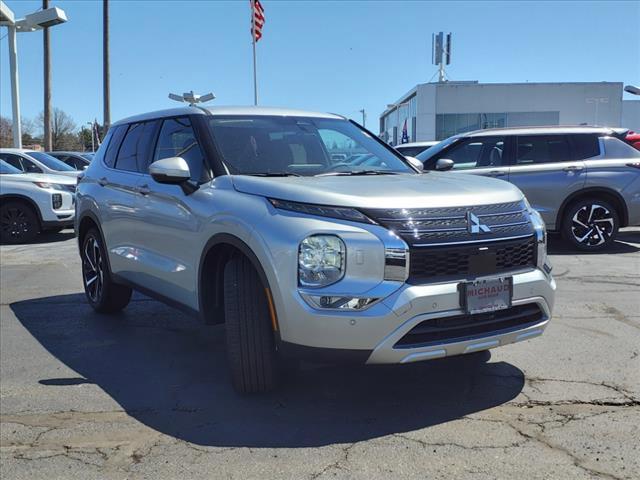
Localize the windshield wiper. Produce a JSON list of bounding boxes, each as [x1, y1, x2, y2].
[[315, 170, 400, 177], [248, 172, 302, 177]]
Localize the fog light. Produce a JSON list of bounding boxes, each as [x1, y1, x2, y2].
[[52, 193, 62, 209], [302, 294, 379, 310]]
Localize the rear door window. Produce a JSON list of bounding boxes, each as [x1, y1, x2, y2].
[[20, 158, 44, 173], [103, 125, 127, 168], [115, 123, 144, 172], [515, 135, 571, 165], [569, 134, 600, 160]]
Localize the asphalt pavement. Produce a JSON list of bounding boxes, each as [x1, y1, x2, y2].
[[1, 229, 639, 479]]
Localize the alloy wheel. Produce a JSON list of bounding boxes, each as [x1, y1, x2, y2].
[[83, 236, 104, 302], [570, 203, 615, 247], [1, 207, 32, 241]]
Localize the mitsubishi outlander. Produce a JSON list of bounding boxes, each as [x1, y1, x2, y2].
[[75, 106, 555, 393]]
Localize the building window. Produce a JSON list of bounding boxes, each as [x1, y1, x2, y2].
[[381, 95, 417, 145], [435, 111, 560, 140]]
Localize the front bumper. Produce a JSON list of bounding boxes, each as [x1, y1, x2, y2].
[[277, 268, 555, 365]]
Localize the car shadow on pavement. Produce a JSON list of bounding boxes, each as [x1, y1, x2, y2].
[[11, 293, 525, 448], [547, 231, 640, 255]]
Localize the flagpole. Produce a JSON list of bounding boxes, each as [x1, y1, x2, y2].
[[251, 1, 258, 105]]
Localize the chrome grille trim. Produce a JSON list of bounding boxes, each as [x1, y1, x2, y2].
[[362, 200, 534, 246]]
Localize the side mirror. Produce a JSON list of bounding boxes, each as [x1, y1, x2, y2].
[[435, 158, 454, 171], [149, 157, 198, 194], [405, 156, 424, 172]]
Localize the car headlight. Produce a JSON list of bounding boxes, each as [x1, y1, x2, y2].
[[298, 235, 346, 287], [269, 198, 375, 224], [32, 182, 64, 191]]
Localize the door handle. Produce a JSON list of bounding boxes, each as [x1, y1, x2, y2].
[[135, 184, 151, 196], [562, 165, 584, 172], [98, 177, 108, 186], [488, 170, 506, 177]]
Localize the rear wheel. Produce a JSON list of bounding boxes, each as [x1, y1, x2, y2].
[[81, 228, 132, 313], [562, 198, 619, 251], [0, 201, 39, 244], [224, 255, 279, 393]]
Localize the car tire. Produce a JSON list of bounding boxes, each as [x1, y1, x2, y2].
[[561, 198, 619, 251], [81, 228, 132, 313], [0, 201, 39, 244], [224, 255, 278, 393]]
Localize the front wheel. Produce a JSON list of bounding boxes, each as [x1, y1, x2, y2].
[[0, 201, 39, 244], [224, 255, 279, 393], [561, 199, 619, 251], [81, 228, 132, 313]]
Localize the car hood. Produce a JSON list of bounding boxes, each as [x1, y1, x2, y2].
[[0, 172, 77, 185], [231, 172, 524, 209]]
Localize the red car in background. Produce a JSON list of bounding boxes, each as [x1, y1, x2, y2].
[[626, 131, 640, 151]]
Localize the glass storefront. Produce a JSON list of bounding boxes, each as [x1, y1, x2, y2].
[[435, 111, 560, 140], [381, 95, 417, 145]]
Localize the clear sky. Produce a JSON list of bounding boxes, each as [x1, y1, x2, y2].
[[1, 0, 639, 133]]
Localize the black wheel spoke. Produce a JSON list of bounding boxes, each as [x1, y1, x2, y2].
[[571, 203, 614, 247]]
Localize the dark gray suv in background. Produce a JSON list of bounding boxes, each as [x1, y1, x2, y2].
[[416, 126, 640, 251]]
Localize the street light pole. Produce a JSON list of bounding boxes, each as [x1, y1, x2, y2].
[[43, 0, 52, 151], [87, 122, 95, 152], [358, 108, 366, 128], [103, 0, 110, 128], [7, 24, 21, 148]]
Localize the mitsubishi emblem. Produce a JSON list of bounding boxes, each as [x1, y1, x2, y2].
[[467, 212, 491, 234]]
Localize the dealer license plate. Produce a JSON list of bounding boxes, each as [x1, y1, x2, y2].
[[462, 277, 512, 314]]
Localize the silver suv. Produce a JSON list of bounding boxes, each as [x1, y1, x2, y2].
[[76, 106, 555, 393], [416, 127, 640, 251]]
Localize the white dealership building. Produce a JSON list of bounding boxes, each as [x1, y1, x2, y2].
[[380, 81, 640, 144]]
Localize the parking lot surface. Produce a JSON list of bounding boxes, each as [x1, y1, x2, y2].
[[1, 229, 639, 479]]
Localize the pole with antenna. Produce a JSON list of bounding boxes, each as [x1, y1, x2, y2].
[[251, 1, 258, 105]]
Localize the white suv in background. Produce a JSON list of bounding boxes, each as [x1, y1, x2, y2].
[[0, 148, 82, 178], [0, 160, 76, 243]]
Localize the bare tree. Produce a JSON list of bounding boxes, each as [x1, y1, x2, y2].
[[0, 116, 11, 147], [37, 108, 78, 150]]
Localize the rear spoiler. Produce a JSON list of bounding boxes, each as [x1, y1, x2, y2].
[[609, 128, 630, 140]]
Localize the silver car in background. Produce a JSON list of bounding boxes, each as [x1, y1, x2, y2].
[[76, 106, 555, 393], [416, 126, 640, 250]]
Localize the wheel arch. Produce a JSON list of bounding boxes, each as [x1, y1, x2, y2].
[[556, 187, 628, 230], [76, 212, 116, 276], [0, 194, 44, 228], [198, 233, 275, 326]]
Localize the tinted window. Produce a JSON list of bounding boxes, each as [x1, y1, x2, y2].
[[136, 121, 159, 173], [0, 153, 24, 171], [440, 136, 506, 170], [515, 135, 572, 164], [92, 129, 115, 167], [115, 123, 144, 172], [21, 158, 44, 173], [0, 160, 22, 174], [154, 117, 206, 182], [103, 125, 127, 168], [28, 152, 76, 171], [569, 134, 600, 160]]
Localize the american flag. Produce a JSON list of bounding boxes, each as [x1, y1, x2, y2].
[[250, 0, 265, 42]]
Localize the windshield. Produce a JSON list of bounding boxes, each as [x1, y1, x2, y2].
[[207, 116, 414, 176], [415, 136, 460, 161], [0, 160, 22, 174], [27, 151, 77, 171], [80, 153, 94, 161]]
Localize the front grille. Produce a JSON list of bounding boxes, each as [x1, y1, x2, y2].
[[394, 304, 544, 348], [409, 237, 536, 282], [361, 200, 534, 246]]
